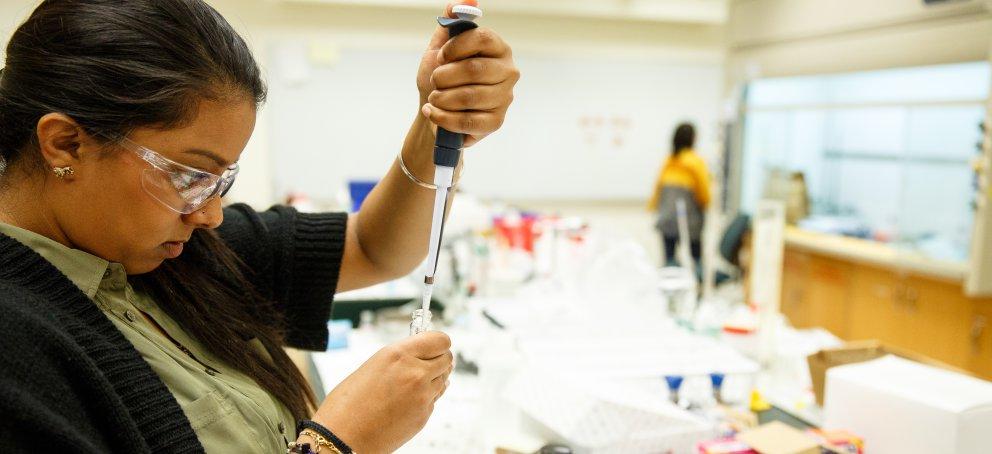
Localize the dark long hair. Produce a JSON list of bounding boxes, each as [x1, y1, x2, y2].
[[671, 122, 695, 157], [0, 0, 316, 420]]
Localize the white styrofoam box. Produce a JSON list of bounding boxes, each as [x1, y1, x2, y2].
[[823, 355, 992, 454]]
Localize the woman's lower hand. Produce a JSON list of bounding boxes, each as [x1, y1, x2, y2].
[[417, 2, 520, 148], [310, 332, 454, 454]]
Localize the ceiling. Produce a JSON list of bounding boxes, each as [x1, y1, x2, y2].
[[278, 0, 729, 24]]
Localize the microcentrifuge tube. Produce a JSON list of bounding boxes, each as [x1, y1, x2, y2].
[[409, 308, 434, 335]]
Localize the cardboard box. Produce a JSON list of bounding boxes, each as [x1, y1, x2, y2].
[[736, 422, 820, 454], [823, 355, 992, 454], [698, 422, 852, 454], [807, 340, 969, 406], [697, 438, 756, 454]]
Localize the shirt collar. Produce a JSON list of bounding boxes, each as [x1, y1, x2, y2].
[[0, 222, 113, 299]]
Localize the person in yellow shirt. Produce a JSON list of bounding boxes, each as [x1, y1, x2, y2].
[[648, 123, 711, 266]]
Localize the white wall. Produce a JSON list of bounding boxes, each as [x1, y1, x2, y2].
[[0, 1, 727, 208], [208, 0, 726, 207], [264, 44, 725, 204], [0, 2, 36, 57]]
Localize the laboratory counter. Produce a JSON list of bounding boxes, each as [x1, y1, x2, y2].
[[784, 227, 967, 283], [780, 227, 992, 380]]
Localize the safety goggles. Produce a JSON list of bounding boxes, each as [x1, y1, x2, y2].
[[119, 138, 239, 214]]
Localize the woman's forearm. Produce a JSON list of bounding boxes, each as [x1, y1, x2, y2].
[[340, 17, 517, 287], [350, 112, 460, 280]]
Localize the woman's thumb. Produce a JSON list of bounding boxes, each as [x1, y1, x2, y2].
[[425, 2, 474, 50]]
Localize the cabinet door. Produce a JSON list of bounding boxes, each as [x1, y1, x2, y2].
[[894, 275, 975, 369], [968, 301, 992, 380], [781, 249, 811, 328], [849, 267, 986, 372], [848, 264, 898, 342], [804, 257, 851, 338], [780, 251, 851, 338]]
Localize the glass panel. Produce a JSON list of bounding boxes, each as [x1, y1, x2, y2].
[[740, 111, 790, 213], [906, 105, 986, 159], [899, 163, 974, 262], [825, 107, 906, 155], [739, 61, 990, 262], [747, 61, 989, 108], [831, 159, 902, 235]]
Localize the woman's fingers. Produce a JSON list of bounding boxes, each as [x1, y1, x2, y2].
[[430, 358, 453, 402], [431, 57, 517, 89], [432, 376, 451, 402], [405, 331, 452, 360], [425, 351, 453, 402], [438, 27, 510, 65], [420, 18, 518, 148], [428, 84, 511, 112], [422, 104, 507, 137], [423, 350, 454, 379]]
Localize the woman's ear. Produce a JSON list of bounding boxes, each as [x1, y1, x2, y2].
[[36, 113, 85, 171]]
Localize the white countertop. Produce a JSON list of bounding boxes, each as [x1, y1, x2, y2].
[[784, 227, 968, 283]]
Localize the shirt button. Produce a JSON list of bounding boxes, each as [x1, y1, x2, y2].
[[278, 422, 286, 433], [205, 368, 218, 376], [103, 269, 112, 278], [124, 310, 137, 323]]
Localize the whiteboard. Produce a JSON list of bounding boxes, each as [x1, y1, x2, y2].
[[266, 42, 723, 202]]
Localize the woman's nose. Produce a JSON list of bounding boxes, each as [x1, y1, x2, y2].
[[181, 196, 224, 229]]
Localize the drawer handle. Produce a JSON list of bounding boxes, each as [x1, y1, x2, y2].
[[972, 315, 988, 351]]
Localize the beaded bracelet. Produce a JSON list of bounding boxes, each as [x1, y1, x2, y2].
[[297, 419, 356, 454]]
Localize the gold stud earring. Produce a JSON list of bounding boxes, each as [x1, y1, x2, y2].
[[53, 166, 74, 178]]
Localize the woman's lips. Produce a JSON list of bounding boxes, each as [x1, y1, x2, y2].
[[162, 241, 184, 259]]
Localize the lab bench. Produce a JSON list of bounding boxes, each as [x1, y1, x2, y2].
[[328, 279, 444, 328]]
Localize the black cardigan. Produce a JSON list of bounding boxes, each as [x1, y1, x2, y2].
[[0, 204, 347, 453]]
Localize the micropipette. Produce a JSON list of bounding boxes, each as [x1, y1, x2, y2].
[[411, 2, 484, 336]]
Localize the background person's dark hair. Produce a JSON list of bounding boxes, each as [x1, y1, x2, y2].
[[0, 0, 317, 419], [671, 122, 696, 156]]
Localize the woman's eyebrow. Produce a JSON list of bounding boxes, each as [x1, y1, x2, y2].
[[184, 148, 231, 168]]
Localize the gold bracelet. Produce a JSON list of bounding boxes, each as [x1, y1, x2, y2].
[[397, 151, 437, 190], [396, 151, 462, 190], [300, 428, 343, 454]]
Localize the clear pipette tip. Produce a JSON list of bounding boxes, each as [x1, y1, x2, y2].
[[410, 280, 434, 335], [421, 281, 433, 312]]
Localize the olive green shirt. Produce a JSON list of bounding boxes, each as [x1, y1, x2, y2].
[[0, 223, 296, 453]]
